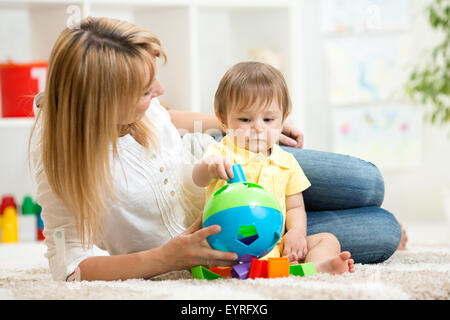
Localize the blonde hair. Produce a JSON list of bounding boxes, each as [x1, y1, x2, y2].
[[30, 17, 166, 246], [214, 61, 291, 122]]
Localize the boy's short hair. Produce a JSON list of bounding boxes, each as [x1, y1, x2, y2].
[[214, 61, 292, 122]]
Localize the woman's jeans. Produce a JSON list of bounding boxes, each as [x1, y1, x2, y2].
[[280, 146, 402, 264]]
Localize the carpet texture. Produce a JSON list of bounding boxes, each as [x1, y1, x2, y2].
[[1, 222, 449, 300]]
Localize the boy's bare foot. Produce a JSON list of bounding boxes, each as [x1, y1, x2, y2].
[[315, 251, 355, 274], [397, 223, 408, 250]]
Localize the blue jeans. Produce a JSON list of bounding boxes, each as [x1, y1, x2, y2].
[[280, 146, 402, 264]]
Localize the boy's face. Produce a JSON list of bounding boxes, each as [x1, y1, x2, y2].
[[219, 99, 288, 156]]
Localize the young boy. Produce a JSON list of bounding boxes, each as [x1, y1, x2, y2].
[[192, 61, 354, 274]]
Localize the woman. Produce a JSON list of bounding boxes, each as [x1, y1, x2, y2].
[[30, 17, 402, 282]]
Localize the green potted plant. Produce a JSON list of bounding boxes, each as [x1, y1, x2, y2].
[[405, 0, 450, 130]]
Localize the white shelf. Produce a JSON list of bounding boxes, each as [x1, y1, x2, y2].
[[1, 0, 307, 115], [0, 118, 35, 128]]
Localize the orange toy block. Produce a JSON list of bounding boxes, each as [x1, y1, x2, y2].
[[267, 257, 290, 278], [209, 267, 232, 278]]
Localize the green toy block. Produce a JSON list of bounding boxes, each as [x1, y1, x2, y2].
[[289, 262, 317, 277], [237, 225, 258, 238], [191, 266, 223, 280], [300, 262, 317, 276], [289, 264, 305, 276]]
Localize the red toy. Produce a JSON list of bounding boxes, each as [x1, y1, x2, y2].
[[1, 195, 16, 215], [248, 258, 268, 279], [0, 61, 47, 117]]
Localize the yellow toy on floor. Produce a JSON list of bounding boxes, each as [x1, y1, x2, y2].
[[1, 206, 18, 243]]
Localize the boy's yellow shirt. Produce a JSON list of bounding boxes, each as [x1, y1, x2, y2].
[[203, 136, 311, 259]]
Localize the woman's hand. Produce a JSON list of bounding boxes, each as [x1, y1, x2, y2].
[[159, 216, 238, 270], [280, 123, 304, 148]]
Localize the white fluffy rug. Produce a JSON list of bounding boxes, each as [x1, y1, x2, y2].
[[1, 220, 449, 300]]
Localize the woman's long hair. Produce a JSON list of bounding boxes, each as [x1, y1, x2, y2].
[[30, 17, 166, 246]]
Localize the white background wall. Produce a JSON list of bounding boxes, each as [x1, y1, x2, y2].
[[298, 0, 450, 223], [0, 0, 449, 225]]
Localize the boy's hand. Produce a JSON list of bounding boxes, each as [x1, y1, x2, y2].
[[280, 229, 308, 263], [203, 155, 234, 181]]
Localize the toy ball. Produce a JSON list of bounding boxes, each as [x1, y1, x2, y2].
[[202, 164, 283, 259]]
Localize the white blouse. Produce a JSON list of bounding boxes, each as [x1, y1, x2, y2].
[[30, 96, 215, 281]]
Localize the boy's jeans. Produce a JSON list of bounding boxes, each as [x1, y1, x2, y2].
[[281, 147, 401, 264]]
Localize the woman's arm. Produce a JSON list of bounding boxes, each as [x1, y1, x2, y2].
[[167, 109, 304, 148], [168, 110, 224, 136], [78, 216, 238, 281], [77, 247, 168, 281]]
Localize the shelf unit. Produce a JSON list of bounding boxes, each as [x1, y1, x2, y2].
[[0, 0, 306, 123], [0, 0, 307, 200]]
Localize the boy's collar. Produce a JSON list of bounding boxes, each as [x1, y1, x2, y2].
[[221, 136, 290, 169]]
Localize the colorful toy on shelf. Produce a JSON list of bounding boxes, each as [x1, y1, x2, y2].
[[0, 194, 45, 243], [21, 196, 35, 214], [20, 196, 38, 242], [202, 164, 284, 260], [0, 60, 47, 118], [1, 195, 17, 215], [1, 195, 18, 243], [1, 206, 18, 243], [35, 203, 45, 241]]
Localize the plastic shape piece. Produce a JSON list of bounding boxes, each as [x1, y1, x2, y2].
[[289, 262, 317, 277], [228, 163, 247, 183], [209, 267, 232, 278], [267, 257, 290, 278], [191, 265, 223, 280], [230, 262, 252, 280], [237, 224, 258, 238], [300, 262, 317, 276], [289, 264, 305, 277], [237, 234, 259, 246], [238, 254, 257, 263], [248, 258, 268, 279]]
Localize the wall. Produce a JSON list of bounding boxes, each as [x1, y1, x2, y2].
[[300, 0, 450, 223], [1, 0, 449, 223]]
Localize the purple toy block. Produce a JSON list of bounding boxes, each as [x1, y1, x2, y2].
[[230, 262, 252, 279], [238, 254, 257, 263]]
